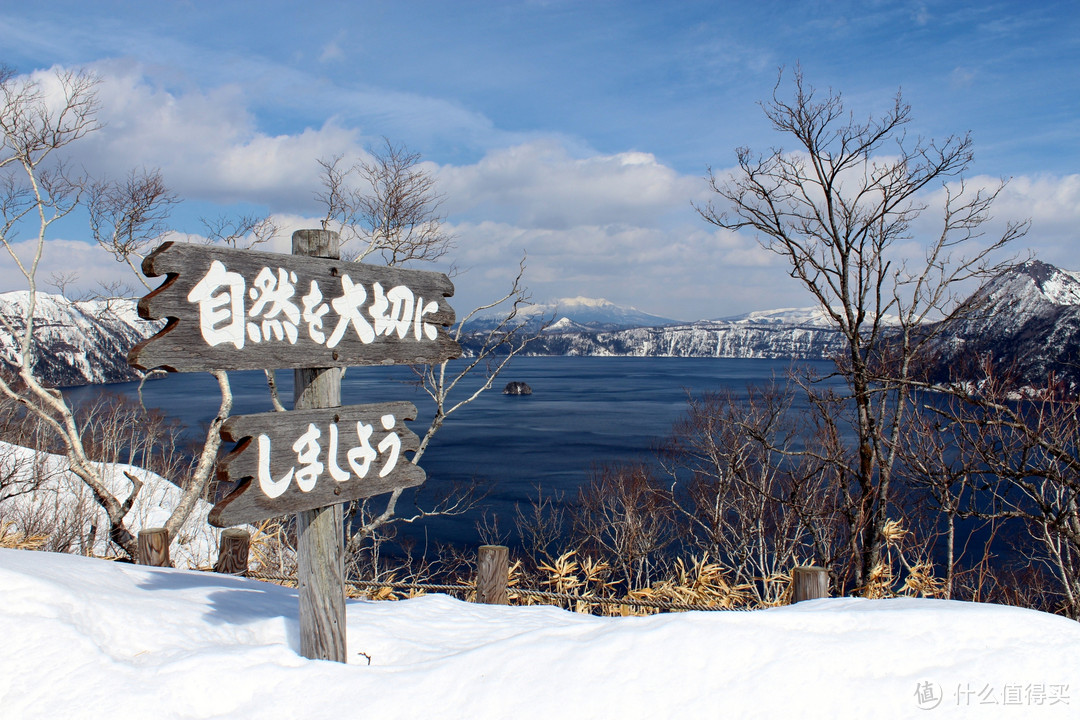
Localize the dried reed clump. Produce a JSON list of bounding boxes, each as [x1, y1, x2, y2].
[[629, 556, 755, 613], [858, 519, 946, 599], [0, 521, 47, 551], [522, 551, 616, 612], [247, 518, 296, 578], [346, 575, 429, 601]]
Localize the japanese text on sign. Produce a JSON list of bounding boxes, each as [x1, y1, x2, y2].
[[208, 401, 426, 527], [257, 413, 403, 499], [188, 260, 441, 351], [130, 242, 459, 372]]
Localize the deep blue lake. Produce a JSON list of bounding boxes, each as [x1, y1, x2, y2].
[[67, 356, 840, 548]]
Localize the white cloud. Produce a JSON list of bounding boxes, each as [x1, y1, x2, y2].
[[949, 66, 976, 89], [917, 173, 1080, 268], [438, 141, 708, 229], [52, 61, 364, 210], [0, 238, 139, 299], [319, 40, 345, 64], [443, 219, 789, 320], [10, 62, 1079, 320]]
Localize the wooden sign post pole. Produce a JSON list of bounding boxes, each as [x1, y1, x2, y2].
[[293, 229, 347, 663]]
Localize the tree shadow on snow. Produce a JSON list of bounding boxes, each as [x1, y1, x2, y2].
[[135, 567, 302, 647]]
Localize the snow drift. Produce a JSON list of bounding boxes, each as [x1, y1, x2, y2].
[[1, 548, 1077, 719]]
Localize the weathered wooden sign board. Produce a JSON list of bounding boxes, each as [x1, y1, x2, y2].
[[130, 232, 458, 664], [129, 241, 460, 372], [209, 401, 425, 527]]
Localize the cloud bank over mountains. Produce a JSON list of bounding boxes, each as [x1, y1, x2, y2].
[[7, 59, 1080, 322]]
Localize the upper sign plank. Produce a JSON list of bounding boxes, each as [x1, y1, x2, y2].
[[129, 242, 461, 372]]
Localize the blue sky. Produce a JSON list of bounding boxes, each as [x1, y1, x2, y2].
[[2, 1, 1078, 319]]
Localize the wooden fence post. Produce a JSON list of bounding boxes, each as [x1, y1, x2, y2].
[[214, 528, 250, 574], [293, 229, 347, 663], [137, 528, 171, 567], [791, 565, 830, 602], [476, 545, 509, 605]]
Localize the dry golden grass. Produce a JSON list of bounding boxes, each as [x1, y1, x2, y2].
[[629, 556, 756, 613], [0, 521, 47, 551], [247, 518, 295, 576], [858, 519, 946, 599]]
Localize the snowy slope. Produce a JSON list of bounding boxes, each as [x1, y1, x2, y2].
[[0, 292, 161, 387], [720, 305, 900, 328], [528, 321, 844, 359], [1, 548, 1077, 719], [923, 260, 1080, 387], [0, 440, 228, 568]]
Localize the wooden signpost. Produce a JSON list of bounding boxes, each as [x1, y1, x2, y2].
[[131, 229, 460, 663], [208, 401, 426, 527], [129, 240, 459, 372]]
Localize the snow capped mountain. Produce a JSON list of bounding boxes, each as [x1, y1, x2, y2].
[[464, 261, 1080, 375], [0, 292, 162, 387], [8, 261, 1078, 387], [718, 306, 838, 327], [463, 296, 843, 359], [719, 306, 900, 328], [922, 259, 1080, 388], [464, 313, 842, 360], [494, 318, 843, 359], [471, 296, 679, 332]]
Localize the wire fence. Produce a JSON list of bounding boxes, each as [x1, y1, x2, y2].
[[243, 570, 757, 613]]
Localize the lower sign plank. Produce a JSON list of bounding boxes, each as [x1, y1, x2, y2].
[[209, 401, 425, 527]]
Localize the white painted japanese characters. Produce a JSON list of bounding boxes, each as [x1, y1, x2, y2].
[[187, 260, 442, 351], [208, 401, 426, 527], [130, 242, 460, 372], [255, 413, 403, 499]]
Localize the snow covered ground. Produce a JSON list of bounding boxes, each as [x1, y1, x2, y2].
[[1, 548, 1077, 719], [0, 440, 226, 567]]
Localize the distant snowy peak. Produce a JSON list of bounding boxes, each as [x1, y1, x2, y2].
[[472, 296, 678, 332], [720, 306, 836, 327], [544, 316, 590, 333], [719, 306, 900, 328], [534, 296, 679, 329], [976, 259, 1080, 308], [924, 259, 1080, 389], [0, 291, 161, 387]]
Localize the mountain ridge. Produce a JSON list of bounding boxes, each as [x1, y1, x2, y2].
[[3, 259, 1078, 387], [921, 259, 1080, 388], [0, 291, 162, 387]]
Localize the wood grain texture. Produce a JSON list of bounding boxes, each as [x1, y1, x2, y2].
[[213, 528, 250, 574], [137, 528, 171, 567], [293, 229, 347, 664], [129, 241, 460, 372], [476, 545, 509, 605], [791, 566, 830, 602], [208, 401, 425, 527], [297, 503, 346, 661]]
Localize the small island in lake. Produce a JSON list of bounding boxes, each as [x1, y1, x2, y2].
[[503, 381, 532, 395]]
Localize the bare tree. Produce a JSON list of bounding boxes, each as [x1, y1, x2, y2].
[[311, 144, 548, 573], [196, 212, 278, 250], [344, 255, 545, 564], [318, 139, 453, 266], [933, 366, 1080, 617], [570, 462, 676, 593], [698, 67, 1027, 590], [0, 65, 231, 558], [660, 385, 851, 602], [88, 168, 177, 289]]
